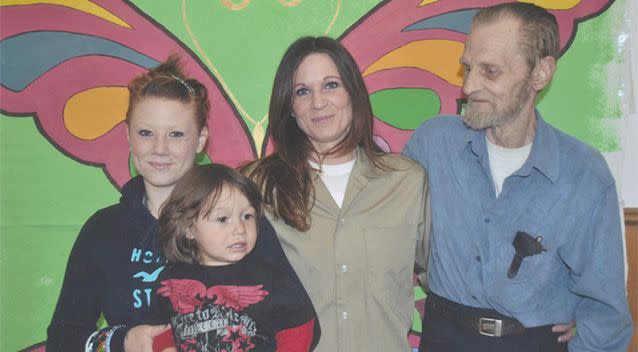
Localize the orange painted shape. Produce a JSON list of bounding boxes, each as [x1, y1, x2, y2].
[[363, 40, 464, 87], [64, 87, 129, 140]]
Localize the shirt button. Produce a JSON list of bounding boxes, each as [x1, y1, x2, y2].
[[484, 218, 490, 223], [341, 218, 346, 224], [475, 256, 481, 262], [340, 264, 348, 273], [341, 311, 348, 320]]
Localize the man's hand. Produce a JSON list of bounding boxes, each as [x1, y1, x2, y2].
[[552, 321, 576, 343], [124, 324, 170, 352]]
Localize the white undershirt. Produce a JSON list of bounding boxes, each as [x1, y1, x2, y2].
[[309, 158, 356, 208], [486, 136, 533, 197]]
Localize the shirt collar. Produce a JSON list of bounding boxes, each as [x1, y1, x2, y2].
[[312, 146, 370, 213], [523, 110, 559, 183], [463, 123, 486, 158], [461, 110, 559, 183]]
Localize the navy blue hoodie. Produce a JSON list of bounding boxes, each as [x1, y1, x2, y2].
[[47, 176, 166, 351]]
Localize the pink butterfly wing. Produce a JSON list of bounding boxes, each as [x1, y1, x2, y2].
[[1, 1, 256, 188], [340, 0, 613, 153]]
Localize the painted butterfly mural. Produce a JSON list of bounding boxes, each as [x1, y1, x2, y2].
[[0, 0, 613, 350]]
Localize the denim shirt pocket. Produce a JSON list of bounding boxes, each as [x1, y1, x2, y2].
[[485, 241, 560, 313]]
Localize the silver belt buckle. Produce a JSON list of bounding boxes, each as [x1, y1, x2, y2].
[[479, 317, 503, 337]]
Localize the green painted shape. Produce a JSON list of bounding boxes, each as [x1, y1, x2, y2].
[[370, 88, 441, 130], [414, 285, 427, 300], [537, 0, 620, 152], [411, 286, 427, 333], [0, 115, 120, 351], [196, 152, 212, 165], [412, 309, 422, 333], [129, 153, 137, 177]]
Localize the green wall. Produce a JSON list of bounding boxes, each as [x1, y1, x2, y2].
[[0, 0, 625, 350]]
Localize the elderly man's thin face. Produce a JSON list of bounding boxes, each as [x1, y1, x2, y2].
[[460, 18, 535, 130]]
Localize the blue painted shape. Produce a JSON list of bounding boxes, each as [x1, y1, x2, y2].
[[0, 31, 160, 92], [403, 9, 479, 34]]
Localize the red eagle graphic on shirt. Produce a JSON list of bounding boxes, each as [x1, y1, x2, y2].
[[158, 279, 269, 314]]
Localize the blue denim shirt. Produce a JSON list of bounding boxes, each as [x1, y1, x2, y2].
[[403, 114, 632, 351]]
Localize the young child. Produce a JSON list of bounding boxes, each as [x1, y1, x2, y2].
[[148, 164, 318, 352]]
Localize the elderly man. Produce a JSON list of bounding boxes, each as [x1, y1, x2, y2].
[[403, 3, 633, 352]]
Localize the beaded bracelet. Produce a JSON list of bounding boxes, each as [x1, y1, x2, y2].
[[85, 325, 124, 352]]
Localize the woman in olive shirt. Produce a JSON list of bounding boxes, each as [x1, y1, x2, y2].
[[246, 36, 431, 351]]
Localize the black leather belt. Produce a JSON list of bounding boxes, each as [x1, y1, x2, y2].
[[426, 292, 528, 337]]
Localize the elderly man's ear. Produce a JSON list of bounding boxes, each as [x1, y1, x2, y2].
[[531, 56, 556, 91]]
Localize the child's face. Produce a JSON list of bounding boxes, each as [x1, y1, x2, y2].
[[189, 186, 258, 266]]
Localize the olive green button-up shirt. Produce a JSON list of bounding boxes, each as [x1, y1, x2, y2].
[[267, 151, 431, 352]]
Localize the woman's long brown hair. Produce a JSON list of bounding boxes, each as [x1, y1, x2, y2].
[[245, 36, 387, 232]]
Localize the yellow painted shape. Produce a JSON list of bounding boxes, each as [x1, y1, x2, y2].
[[363, 40, 464, 87], [251, 121, 266, 154], [1, 0, 131, 28], [220, 0, 250, 11], [418, 0, 438, 7], [64, 87, 129, 140], [519, 0, 579, 10]]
